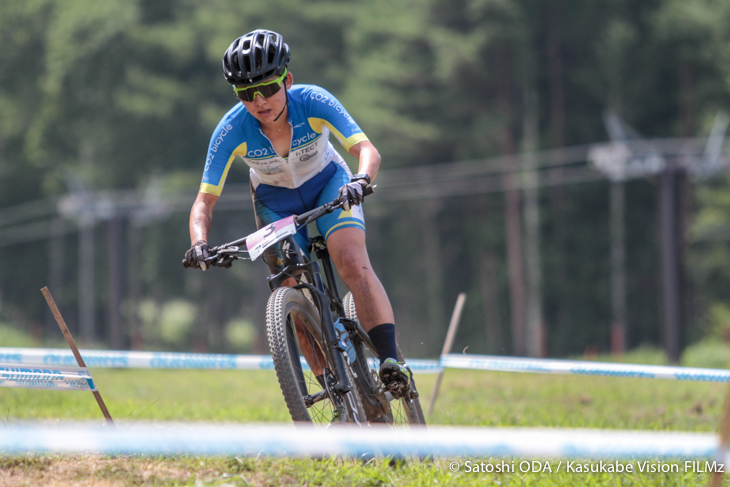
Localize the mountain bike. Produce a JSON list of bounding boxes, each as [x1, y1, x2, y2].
[[202, 187, 426, 428]]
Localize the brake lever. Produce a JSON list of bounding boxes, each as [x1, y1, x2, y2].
[[202, 246, 242, 264]]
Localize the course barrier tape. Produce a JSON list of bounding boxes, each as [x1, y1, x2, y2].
[[0, 422, 718, 459], [0, 363, 96, 391], [0, 348, 442, 373], [2, 348, 729, 382], [441, 354, 730, 383]]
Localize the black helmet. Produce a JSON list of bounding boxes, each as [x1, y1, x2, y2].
[[222, 30, 290, 85]]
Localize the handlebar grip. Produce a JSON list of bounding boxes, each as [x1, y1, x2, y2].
[[363, 184, 375, 197]]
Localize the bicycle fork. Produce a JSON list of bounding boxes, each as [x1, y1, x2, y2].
[[268, 260, 351, 396], [311, 270, 351, 395]]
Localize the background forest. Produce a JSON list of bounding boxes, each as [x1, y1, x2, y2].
[[2, 0, 730, 364]]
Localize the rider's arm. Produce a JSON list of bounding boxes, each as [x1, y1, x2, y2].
[[189, 192, 219, 244], [348, 140, 381, 182]]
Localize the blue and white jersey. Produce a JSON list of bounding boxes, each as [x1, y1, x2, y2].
[[200, 84, 368, 194]]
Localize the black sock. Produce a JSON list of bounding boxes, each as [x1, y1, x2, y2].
[[367, 323, 398, 365]]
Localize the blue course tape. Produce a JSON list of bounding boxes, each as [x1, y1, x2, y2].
[[0, 422, 717, 459], [0, 348, 441, 373], [0, 363, 96, 391], [3, 348, 728, 382], [441, 354, 730, 383]]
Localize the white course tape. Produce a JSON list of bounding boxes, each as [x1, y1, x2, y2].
[[5, 348, 728, 382], [0, 348, 441, 373], [442, 354, 730, 383], [0, 422, 717, 459], [0, 348, 271, 370], [0, 363, 96, 391]]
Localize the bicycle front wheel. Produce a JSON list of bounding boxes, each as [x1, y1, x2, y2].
[[266, 286, 364, 425]]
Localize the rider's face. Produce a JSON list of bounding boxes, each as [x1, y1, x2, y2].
[[240, 72, 293, 125]]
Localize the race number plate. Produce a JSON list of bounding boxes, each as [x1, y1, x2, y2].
[[246, 215, 297, 261]]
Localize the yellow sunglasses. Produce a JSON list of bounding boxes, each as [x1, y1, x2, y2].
[[233, 69, 287, 102]]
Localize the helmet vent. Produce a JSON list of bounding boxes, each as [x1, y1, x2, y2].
[[254, 49, 263, 71]]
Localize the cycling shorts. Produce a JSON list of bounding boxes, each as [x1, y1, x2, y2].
[[252, 161, 365, 265]]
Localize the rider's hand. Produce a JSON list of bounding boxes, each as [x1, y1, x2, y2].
[[183, 240, 211, 271], [338, 180, 367, 212]]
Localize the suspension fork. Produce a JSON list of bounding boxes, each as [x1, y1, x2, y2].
[[311, 267, 351, 395], [267, 261, 351, 395], [312, 238, 346, 317]]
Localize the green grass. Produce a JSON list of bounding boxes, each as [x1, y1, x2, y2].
[[1, 368, 728, 485]]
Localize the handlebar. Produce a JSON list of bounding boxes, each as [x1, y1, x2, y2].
[[194, 184, 375, 267], [294, 183, 374, 226]]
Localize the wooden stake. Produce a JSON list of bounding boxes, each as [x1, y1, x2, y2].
[[41, 287, 115, 427], [427, 293, 467, 417]]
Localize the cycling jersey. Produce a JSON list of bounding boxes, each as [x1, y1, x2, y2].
[[253, 161, 365, 267], [200, 84, 369, 194]]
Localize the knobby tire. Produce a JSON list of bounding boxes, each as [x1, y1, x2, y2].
[[266, 286, 365, 425]]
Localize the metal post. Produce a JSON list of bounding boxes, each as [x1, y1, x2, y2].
[[79, 216, 96, 344], [126, 221, 143, 349], [107, 216, 124, 349], [659, 162, 682, 363], [610, 179, 627, 354]]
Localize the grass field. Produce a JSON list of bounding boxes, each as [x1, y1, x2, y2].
[[1, 360, 729, 486]]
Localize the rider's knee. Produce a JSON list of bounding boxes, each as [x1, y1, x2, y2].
[[336, 250, 371, 283]]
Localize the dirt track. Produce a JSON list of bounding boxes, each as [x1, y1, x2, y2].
[[0, 455, 225, 487]]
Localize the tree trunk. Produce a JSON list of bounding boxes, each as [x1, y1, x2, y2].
[[496, 45, 526, 356], [522, 88, 545, 357], [548, 0, 566, 149], [546, 0, 570, 340], [479, 250, 502, 354], [419, 198, 445, 337]]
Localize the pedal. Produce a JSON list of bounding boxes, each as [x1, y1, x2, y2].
[[383, 381, 417, 401]]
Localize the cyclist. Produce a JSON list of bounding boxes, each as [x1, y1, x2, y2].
[[183, 29, 410, 392]]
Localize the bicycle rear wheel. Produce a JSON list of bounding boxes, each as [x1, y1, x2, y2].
[[343, 292, 426, 427], [267, 286, 365, 425]]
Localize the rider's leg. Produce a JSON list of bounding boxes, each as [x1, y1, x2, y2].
[[326, 227, 393, 331], [327, 227, 398, 359], [327, 228, 411, 390]]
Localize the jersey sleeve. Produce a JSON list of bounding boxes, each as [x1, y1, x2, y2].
[[200, 121, 247, 197], [303, 86, 368, 151]]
